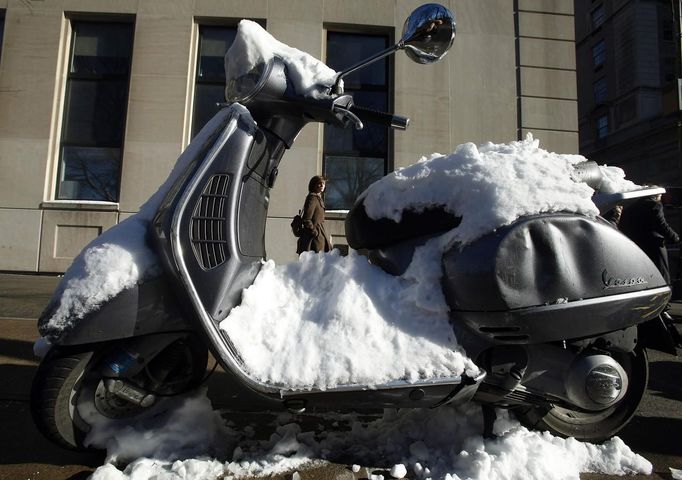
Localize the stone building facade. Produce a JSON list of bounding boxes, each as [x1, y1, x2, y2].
[[0, 0, 578, 272], [575, 0, 681, 185]]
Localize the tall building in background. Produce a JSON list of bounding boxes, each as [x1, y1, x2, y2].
[[0, 1, 578, 273], [575, 0, 682, 185]]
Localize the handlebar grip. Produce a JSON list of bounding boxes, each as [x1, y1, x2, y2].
[[349, 105, 410, 130], [572, 161, 604, 191]]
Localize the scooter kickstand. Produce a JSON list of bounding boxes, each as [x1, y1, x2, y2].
[[482, 405, 497, 439]]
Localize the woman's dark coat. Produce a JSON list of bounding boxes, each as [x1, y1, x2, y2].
[[620, 197, 680, 283], [296, 193, 332, 254]]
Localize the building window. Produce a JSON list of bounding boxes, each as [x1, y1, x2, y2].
[[56, 20, 134, 202], [323, 31, 391, 211], [592, 40, 605, 68], [593, 77, 607, 104], [596, 114, 609, 139], [192, 25, 237, 138], [591, 4, 605, 30]]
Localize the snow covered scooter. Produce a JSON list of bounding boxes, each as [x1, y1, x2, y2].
[[31, 3, 676, 452]]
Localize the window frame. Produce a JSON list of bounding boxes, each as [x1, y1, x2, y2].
[[190, 21, 238, 140], [322, 27, 394, 212], [593, 77, 607, 104], [596, 114, 609, 139], [591, 39, 606, 69], [591, 4, 606, 30], [53, 15, 135, 203], [188, 18, 265, 143]]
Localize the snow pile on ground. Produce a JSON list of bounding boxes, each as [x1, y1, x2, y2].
[[359, 134, 602, 247], [88, 390, 652, 480], [220, 249, 479, 390], [225, 20, 337, 98], [85, 392, 230, 464]]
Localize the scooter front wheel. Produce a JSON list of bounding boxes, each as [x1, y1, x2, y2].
[[513, 348, 649, 442], [30, 336, 208, 451]]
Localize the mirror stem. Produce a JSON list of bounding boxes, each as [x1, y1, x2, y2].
[[332, 42, 404, 94]]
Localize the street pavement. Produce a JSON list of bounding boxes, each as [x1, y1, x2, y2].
[[1, 273, 681, 480]]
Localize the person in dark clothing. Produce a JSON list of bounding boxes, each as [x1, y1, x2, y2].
[[296, 175, 333, 254], [602, 205, 623, 227], [619, 192, 680, 284]]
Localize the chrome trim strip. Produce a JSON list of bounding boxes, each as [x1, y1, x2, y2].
[[171, 106, 281, 395], [281, 370, 487, 396], [510, 286, 671, 314]]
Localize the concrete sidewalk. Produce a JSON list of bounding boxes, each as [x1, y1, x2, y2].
[[0, 273, 59, 320], [0, 273, 103, 480]]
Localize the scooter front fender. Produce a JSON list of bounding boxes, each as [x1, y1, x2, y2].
[[49, 276, 193, 346]]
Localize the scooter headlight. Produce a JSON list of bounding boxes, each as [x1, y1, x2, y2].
[[225, 57, 274, 104]]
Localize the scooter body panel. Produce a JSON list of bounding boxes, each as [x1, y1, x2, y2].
[[442, 213, 668, 313], [54, 276, 193, 346], [441, 213, 670, 348], [452, 287, 669, 346]]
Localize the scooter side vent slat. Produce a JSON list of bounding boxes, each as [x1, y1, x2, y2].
[[479, 326, 521, 333], [478, 326, 529, 342], [190, 173, 231, 269]]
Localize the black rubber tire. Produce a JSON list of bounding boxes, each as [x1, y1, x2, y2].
[[30, 338, 209, 451], [514, 348, 649, 442], [30, 349, 94, 450]]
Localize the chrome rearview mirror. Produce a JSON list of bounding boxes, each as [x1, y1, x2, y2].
[[401, 3, 456, 64], [333, 3, 456, 93]]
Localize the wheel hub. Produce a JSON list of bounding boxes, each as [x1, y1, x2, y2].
[[94, 380, 153, 418], [565, 354, 629, 411], [585, 364, 624, 405]]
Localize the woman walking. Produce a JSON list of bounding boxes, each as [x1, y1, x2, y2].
[[296, 175, 333, 254]]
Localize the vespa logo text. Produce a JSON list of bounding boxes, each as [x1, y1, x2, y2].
[[602, 270, 647, 290]]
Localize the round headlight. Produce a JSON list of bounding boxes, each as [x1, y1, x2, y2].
[[225, 57, 274, 103]]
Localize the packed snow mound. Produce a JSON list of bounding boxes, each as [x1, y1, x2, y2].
[[87, 390, 652, 480], [225, 20, 338, 98], [220, 249, 479, 390], [359, 134, 609, 246]]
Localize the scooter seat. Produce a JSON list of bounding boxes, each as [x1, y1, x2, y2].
[[344, 200, 461, 250]]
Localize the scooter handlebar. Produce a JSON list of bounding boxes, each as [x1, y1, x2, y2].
[[349, 105, 410, 130]]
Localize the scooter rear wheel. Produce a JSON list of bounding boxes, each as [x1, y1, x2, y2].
[[30, 336, 208, 451], [513, 348, 648, 442]]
